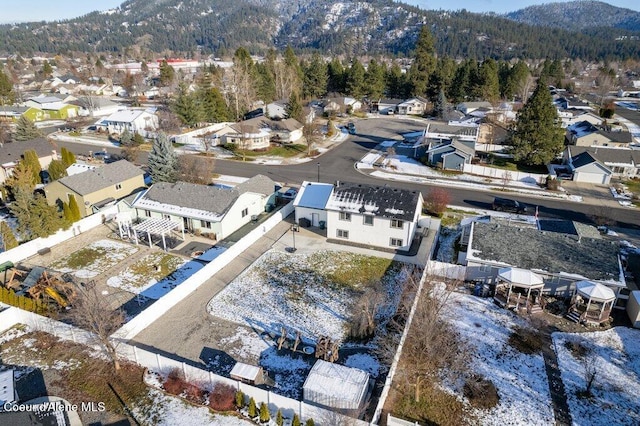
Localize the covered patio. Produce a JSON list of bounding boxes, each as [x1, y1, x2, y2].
[[494, 267, 545, 314], [132, 218, 185, 251], [568, 280, 616, 325]]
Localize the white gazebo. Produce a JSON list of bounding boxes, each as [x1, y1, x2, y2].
[[569, 280, 617, 324], [132, 218, 184, 251], [494, 267, 545, 313]]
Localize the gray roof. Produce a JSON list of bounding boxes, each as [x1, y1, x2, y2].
[[56, 160, 143, 195], [426, 122, 479, 138], [0, 138, 56, 164], [138, 174, 274, 216], [568, 146, 640, 166], [325, 182, 421, 221], [571, 151, 599, 169], [537, 220, 602, 239], [595, 130, 633, 144], [470, 222, 621, 282]]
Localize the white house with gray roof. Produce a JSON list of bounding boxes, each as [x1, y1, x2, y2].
[[95, 109, 159, 137], [464, 220, 626, 306], [132, 175, 275, 240]]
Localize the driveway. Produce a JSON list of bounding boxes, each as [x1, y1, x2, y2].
[[561, 181, 619, 208]]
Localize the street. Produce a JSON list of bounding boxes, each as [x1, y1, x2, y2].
[[52, 117, 640, 229]]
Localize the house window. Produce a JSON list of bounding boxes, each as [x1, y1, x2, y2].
[[479, 265, 491, 273], [163, 214, 170, 220], [115, 183, 122, 190], [390, 238, 403, 247], [390, 219, 404, 229], [336, 229, 349, 239], [339, 212, 351, 221], [200, 220, 212, 229], [363, 216, 374, 226], [144, 210, 151, 217], [242, 208, 248, 218]]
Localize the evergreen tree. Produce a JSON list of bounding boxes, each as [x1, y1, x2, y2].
[[133, 133, 145, 145], [305, 419, 315, 426], [68, 194, 81, 221], [292, 414, 301, 426], [159, 59, 175, 86], [235, 391, 245, 409], [407, 26, 437, 97], [21, 150, 42, 184], [327, 58, 346, 94], [345, 59, 366, 99], [510, 80, 565, 166], [198, 73, 232, 123], [259, 402, 270, 423], [428, 56, 457, 100], [386, 63, 407, 99], [172, 83, 202, 127], [303, 53, 328, 99], [286, 91, 303, 122], [148, 132, 178, 183], [28, 194, 68, 238], [434, 88, 447, 119], [0, 221, 18, 251], [60, 147, 76, 167], [254, 61, 276, 104], [247, 398, 257, 418], [476, 59, 501, 104], [0, 68, 14, 105], [14, 116, 42, 141], [366, 59, 386, 100], [41, 60, 53, 78], [275, 410, 283, 426], [449, 59, 475, 103], [62, 201, 73, 223], [120, 129, 133, 146], [47, 159, 67, 181]]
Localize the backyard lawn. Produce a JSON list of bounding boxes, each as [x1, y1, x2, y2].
[[50, 240, 139, 279]]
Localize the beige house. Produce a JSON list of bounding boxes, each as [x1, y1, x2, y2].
[[0, 138, 58, 185], [44, 160, 145, 217]]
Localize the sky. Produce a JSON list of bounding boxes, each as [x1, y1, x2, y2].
[[0, 0, 639, 23]]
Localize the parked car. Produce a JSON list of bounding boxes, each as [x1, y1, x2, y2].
[[492, 197, 527, 214], [280, 188, 298, 200], [347, 122, 356, 134]]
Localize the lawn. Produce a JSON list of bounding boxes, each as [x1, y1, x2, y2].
[[206, 250, 405, 342], [50, 239, 139, 279], [225, 143, 307, 159], [483, 156, 548, 174]]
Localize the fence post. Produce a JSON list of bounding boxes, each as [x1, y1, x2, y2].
[[182, 362, 187, 382], [133, 346, 138, 364], [156, 353, 162, 371]]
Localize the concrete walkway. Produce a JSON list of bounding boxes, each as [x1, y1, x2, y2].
[[541, 326, 572, 426]]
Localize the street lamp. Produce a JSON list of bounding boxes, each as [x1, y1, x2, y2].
[[289, 224, 298, 252], [317, 162, 320, 183]]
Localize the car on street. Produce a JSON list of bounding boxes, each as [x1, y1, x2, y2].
[[492, 197, 527, 214], [347, 122, 356, 134]]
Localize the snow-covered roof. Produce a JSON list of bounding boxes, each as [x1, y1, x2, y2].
[[498, 267, 544, 287], [303, 360, 369, 407], [576, 280, 616, 302], [325, 182, 420, 221], [66, 162, 97, 176], [102, 109, 149, 123], [230, 362, 261, 382], [294, 181, 333, 210]]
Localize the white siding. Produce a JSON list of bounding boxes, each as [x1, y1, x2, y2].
[[327, 211, 415, 251], [295, 207, 327, 227], [218, 192, 267, 239]]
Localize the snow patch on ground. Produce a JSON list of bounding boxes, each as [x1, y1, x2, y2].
[[50, 239, 139, 278], [553, 327, 640, 425], [446, 293, 554, 425], [344, 353, 381, 378], [219, 327, 270, 363]]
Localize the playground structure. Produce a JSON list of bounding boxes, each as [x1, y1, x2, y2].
[[1, 263, 77, 309], [276, 327, 340, 363]]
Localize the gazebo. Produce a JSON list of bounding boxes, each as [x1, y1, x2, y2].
[[568, 281, 616, 325], [494, 267, 545, 313], [132, 218, 184, 251]]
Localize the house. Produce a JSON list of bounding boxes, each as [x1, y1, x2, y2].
[[95, 109, 159, 137], [559, 110, 604, 128], [321, 99, 341, 115], [556, 96, 593, 111], [463, 220, 626, 304], [70, 96, 123, 117], [294, 181, 334, 227], [396, 97, 428, 115], [563, 146, 640, 179], [564, 150, 612, 184], [567, 121, 634, 147], [425, 139, 475, 170], [268, 118, 304, 143], [303, 360, 370, 411], [0, 138, 58, 185], [24, 94, 79, 120], [373, 98, 403, 114], [44, 160, 145, 217], [222, 117, 304, 148], [265, 100, 288, 119], [424, 121, 479, 143], [343, 97, 362, 112], [132, 175, 275, 240], [456, 101, 492, 115]]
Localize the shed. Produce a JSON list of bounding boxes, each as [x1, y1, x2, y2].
[[294, 181, 333, 227], [627, 291, 640, 329], [230, 362, 263, 384], [0, 369, 17, 409], [303, 360, 370, 410]]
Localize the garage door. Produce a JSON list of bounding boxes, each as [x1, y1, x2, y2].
[[574, 172, 608, 184]]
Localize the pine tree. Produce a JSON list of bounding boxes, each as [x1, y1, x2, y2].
[[327, 58, 346, 94], [41, 60, 53, 78], [68, 194, 81, 221], [259, 402, 270, 423], [159, 59, 175, 86], [47, 159, 67, 181], [120, 129, 133, 146], [62, 201, 73, 223], [148, 132, 178, 184], [345, 59, 366, 99], [0, 221, 18, 251], [275, 409, 283, 426], [303, 53, 328, 99], [305, 419, 315, 426], [14, 116, 42, 141], [235, 390, 244, 409], [292, 413, 301, 426], [366, 59, 387, 100], [407, 25, 437, 97], [172, 83, 202, 127], [60, 147, 76, 167], [133, 133, 145, 145], [434, 88, 447, 119], [29, 194, 68, 238], [247, 397, 257, 418], [0, 68, 15, 105], [21, 150, 42, 184], [286, 91, 303, 122], [510, 80, 565, 166]]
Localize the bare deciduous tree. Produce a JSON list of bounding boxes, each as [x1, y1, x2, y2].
[[302, 122, 320, 156], [69, 282, 125, 371], [177, 154, 215, 185]]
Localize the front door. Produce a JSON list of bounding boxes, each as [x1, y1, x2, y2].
[[311, 213, 319, 227], [183, 217, 192, 232]]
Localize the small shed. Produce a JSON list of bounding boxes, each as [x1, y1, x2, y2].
[[627, 291, 640, 329], [303, 359, 370, 410], [0, 369, 17, 409], [230, 362, 263, 385]]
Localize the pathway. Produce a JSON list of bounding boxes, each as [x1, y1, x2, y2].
[[540, 326, 572, 426]]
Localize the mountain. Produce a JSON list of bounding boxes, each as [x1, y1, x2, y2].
[[505, 1, 640, 32], [0, 0, 639, 60]]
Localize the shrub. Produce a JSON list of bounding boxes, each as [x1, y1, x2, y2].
[[464, 374, 500, 409], [163, 368, 186, 395], [546, 175, 560, 190], [259, 402, 270, 423], [248, 397, 257, 418], [235, 390, 245, 409], [508, 327, 544, 354], [305, 419, 315, 426], [208, 383, 236, 411], [184, 383, 206, 404], [275, 409, 284, 426], [292, 414, 301, 426], [424, 188, 451, 217]]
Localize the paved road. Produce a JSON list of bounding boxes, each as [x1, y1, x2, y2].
[[53, 117, 640, 229]]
